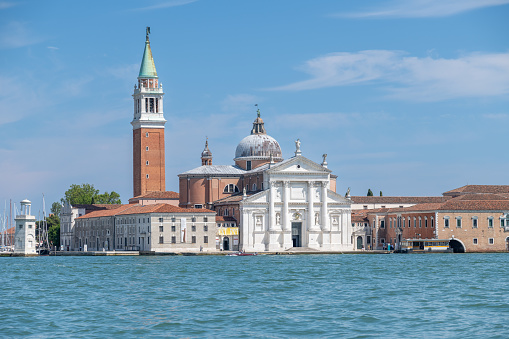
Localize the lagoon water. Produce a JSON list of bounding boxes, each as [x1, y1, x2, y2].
[[2, 253, 509, 338]]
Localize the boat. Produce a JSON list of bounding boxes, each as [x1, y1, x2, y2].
[[399, 239, 452, 253], [226, 251, 258, 256]]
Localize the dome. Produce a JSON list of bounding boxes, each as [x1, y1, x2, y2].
[[234, 134, 282, 160]]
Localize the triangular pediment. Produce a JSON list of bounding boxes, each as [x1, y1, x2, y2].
[[267, 156, 331, 175], [242, 190, 269, 204]]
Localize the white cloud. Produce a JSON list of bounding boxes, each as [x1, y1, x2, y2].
[[0, 21, 44, 49], [269, 50, 509, 102], [0, 2, 17, 10], [47, 46, 59, 50], [483, 113, 509, 120], [338, 0, 509, 18], [133, 0, 197, 11]]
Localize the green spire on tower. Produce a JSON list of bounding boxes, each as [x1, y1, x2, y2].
[[138, 27, 158, 79]]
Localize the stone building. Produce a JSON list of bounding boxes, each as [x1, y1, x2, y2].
[[75, 203, 216, 253], [354, 187, 509, 252], [60, 203, 121, 251], [178, 111, 352, 252]]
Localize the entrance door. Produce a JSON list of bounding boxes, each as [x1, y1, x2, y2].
[[357, 236, 363, 250], [291, 222, 302, 247], [223, 237, 230, 251]]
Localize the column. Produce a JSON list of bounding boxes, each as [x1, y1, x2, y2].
[[321, 181, 328, 231], [269, 181, 275, 231], [308, 181, 314, 231], [282, 181, 289, 231]]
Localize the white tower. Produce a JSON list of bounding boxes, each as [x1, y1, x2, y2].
[[14, 199, 37, 255]]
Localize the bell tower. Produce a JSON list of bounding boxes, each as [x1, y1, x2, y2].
[[132, 27, 166, 197]]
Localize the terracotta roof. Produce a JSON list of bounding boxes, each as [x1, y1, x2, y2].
[[216, 216, 237, 222], [443, 185, 509, 195], [77, 204, 214, 219], [116, 204, 214, 215], [214, 193, 256, 204], [76, 205, 133, 219], [72, 204, 122, 213], [351, 196, 449, 204], [385, 203, 446, 213], [452, 193, 509, 201], [130, 191, 179, 200], [438, 199, 509, 211]]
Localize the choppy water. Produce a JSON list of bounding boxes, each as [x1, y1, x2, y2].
[[1, 253, 509, 338]]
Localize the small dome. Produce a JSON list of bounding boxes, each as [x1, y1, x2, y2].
[[234, 134, 282, 160]]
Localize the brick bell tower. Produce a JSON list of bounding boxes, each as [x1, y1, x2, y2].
[[132, 27, 166, 197]]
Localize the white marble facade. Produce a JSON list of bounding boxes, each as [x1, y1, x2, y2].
[[240, 155, 352, 252]]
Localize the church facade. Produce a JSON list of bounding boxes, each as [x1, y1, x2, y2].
[[179, 112, 353, 252]]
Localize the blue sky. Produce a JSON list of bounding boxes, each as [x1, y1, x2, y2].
[[1, 0, 508, 216]]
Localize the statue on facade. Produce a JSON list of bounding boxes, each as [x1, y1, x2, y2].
[[295, 139, 301, 152]]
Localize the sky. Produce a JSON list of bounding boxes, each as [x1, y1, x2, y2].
[[1, 0, 508, 219]]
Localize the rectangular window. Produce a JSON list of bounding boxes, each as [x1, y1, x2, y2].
[[204, 217, 208, 222], [414, 218, 416, 228], [380, 220, 385, 229], [159, 217, 163, 222], [194, 204, 203, 209], [171, 236, 176, 244], [159, 236, 164, 244], [171, 225, 176, 232], [145, 98, 148, 112], [192, 217, 197, 222], [204, 225, 208, 232], [204, 236, 208, 244], [473, 238, 478, 245], [488, 217, 493, 228], [444, 218, 450, 228], [192, 225, 196, 232], [246, 161, 252, 171], [159, 226, 163, 232], [171, 217, 176, 222], [456, 218, 462, 228], [489, 238, 494, 245], [472, 218, 478, 228], [192, 236, 196, 244], [501, 219, 506, 227]]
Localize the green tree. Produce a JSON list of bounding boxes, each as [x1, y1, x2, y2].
[[61, 183, 122, 205], [380, 191, 383, 197], [62, 183, 99, 205], [51, 202, 62, 216], [95, 191, 121, 204], [46, 214, 60, 248], [367, 189, 373, 196]]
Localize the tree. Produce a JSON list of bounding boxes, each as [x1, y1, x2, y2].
[[51, 202, 62, 216], [62, 184, 99, 205], [367, 189, 373, 196], [61, 183, 121, 205], [46, 214, 60, 247], [380, 191, 383, 197], [95, 191, 121, 204]]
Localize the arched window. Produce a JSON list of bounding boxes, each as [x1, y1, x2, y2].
[[223, 184, 239, 193], [252, 183, 257, 191]]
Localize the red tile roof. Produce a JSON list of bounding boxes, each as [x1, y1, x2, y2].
[[443, 185, 509, 196], [351, 196, 450, 204], [77, 204, 214, 219], [130, 191, 179, 199]]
